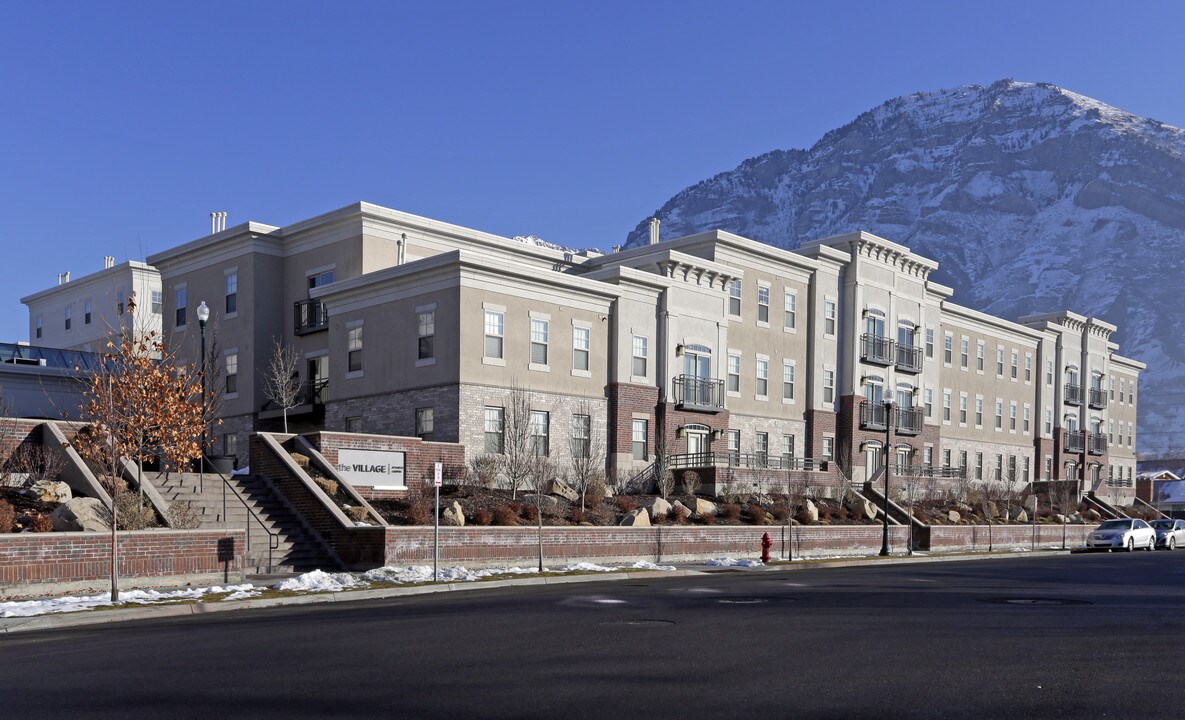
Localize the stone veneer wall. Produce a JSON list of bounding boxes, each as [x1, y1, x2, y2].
[[0, 529, 245, 598], [325, 385, 461, 441]]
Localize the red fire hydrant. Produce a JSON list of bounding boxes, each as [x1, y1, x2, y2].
[[760, 531, 772, 564]]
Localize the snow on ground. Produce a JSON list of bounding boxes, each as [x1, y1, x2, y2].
[[705, 557, 765, 567], [0, 585, 258, 618]]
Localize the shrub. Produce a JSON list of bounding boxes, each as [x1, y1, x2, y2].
[[0, 499, 14, 532], [522, 504, 540, 523], [167, 499, 202, 530], [492, 505, 518, 526], [585, 474, 608, 508], [747, 503, 769, 525], [29, 513, 54, 532], [681, 471, 701, 499], [818, 504, 833, 523], [473, 509, 492, 526], [344, 505, 370, 523], [115, 493, 157, 530], [406, 481, 434, 525], [314, 476, 339, 498], [700, 512, 717, 526], [568, 508, 590, 524], [614, 496, 638, 513], [771, 503, 790, 522], [652, 511, 667, 525], [721, 503, 742, 522], [468, 455, 500, 489], [671, 504, 690, 525]]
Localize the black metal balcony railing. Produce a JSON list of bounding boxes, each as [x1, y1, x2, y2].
[[294, 299, 328, 335], [861, 334, 894, 366], [895, 344, 923, 373], [1064, 383, 1084, 406], [1065, 430, 1085, 453], [1088, 432, 1107, 455], [895, 406, 924, 435], [860, 400, 889, 431], [1088, 387, 1108, 409], [669, 452, 825, 472], [895, 465, 967, 479], [672, 375, 725, 412]]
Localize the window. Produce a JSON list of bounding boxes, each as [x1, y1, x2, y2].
[[64, 306, 71, 331], [823, 370, 835, 404], [84, 300, 92, 325], [923, 446, 933, 469], [975, 398, 983, 426], [572, 326, 590, 372], [959, 394, 968, 424], [995, 454, 1003, 482], [345, 416, 363, 433], [995, 400, 1003, 430], [782, 362, 795, 401], [782, 435, 795, 466], [484, 310, 504, 359], [530, 318, 549, 365], [225, 272, 238, 315], [727, 429, 741, 462], [821, 437, 834, 462], [347, 326, 363, 372], [960, 338, 969, 368], [418, 310, 435, 360], [175, 287, 187, 327], [783, 291, 796, 329], [1044, 456, 1053, 480], [1023, 457, 1030, 482], [925, 328, 934, 358], [308, 269, 334, 290], [149, 292, 161, 314], [1009, 402, 1017, 431], [632, 336, 648, 377], [942, 390, 951, 422], [996, 348, 1005, 376], [225, 352, 238, 395], [415, 407, 434, 440], [572, 415, 591, 459], [924, 388, 933, 418], [1024, 353, 1032, 382], [529, 411, 549, 456], [1023, 405, 1031, 433], [632, 419, 648, 460], [942, 449, 952, 468], [35, 315, 42, 339], [824, 301, 836, 335], [484, 407, 505, 453], [1119, 379, 1126, 404], [755, 432, 769, 465], [1108, 419, 1114, 443], [224, 433, 238, 458], [728, 279, 742, 316], [976, 341, 984, 371], [1131, 380, 1137, 403], [1046, 360, 1054, 386], [975, 453, 983, 480], [757, 285, 770, 323], [943, 334, 953, 364], [1109, 377, 1115, 400], [1010, 350, 1018, 379], [755, 359, 769, 397], [727, 354, 741, 393], [117, 289, 124, 315], [1128, 423, 1133, 447], [1045, 409, 1053, 436]]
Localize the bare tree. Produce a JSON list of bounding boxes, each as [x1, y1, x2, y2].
[[499, 383, 534, 500], [262, 337, 302, 434], [9, 444, 67, 488], [567, 401, 606, 512], [832, 437, 857, 503], [652, 437, 672, 498], [1050, 479, 1079, 550], [681, 470, 702, 500]]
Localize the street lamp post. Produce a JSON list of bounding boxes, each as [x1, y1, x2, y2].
[[880, 400, 893, 557], [197, 301, 210, 494]]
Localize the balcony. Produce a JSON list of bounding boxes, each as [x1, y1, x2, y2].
[[860, 400, 889, 431], [1065, 430, 1085, 453], [1064, 383, 1084, 406], [1088, 433, 1107, 455], [896, 465, 966, 479], [669, 452, 825, 472], [294, 299, 328, 335], [895, 406, 924, 435], [895, 344, 923, 373], [861, 334, 894, 366], [672, 375, 725, 413], [258, 379, 329, 422], [1088, 387, 1108, 409]]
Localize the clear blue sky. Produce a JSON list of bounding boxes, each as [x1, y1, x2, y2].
[[2, 0, 1183, 343]]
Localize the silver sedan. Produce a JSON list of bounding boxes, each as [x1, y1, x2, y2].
[[1150, 519, 1185, 550], [1085, 518, 1156, 552]]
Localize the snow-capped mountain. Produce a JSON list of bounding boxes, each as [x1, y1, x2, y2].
[[625, 80, 1185, 455]]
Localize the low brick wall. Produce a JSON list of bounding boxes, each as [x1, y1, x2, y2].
[[383, 525, 912, 568], [0, 529, 245, 598], [927, 524, 1099, 552], [304, 431, 466, 500]]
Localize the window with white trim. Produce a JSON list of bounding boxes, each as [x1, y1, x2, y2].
[[727, 353, 741, 393], [484, 310, 504, 359], [756, 358, 768, 398], [823, 370, 835, 404], [942, 390, 951, 422], [995, 400, 1003, 430], [996, 348, 1005, 376], [529, 410, 549, 457], [925, 328, 934, 358], [572, 326, 590, 372], [783, 291, 796, 329], [418, 310, 435, 360], [757, 285, 769, 323], [632, 419, 647, 460], [1010, 350, 1018, 380], [484, 407, 504, 453], [960, 338, 969, 368], [415, 407, 434, 440], [64, 306, 71, 331], [959, 394, 968, 424], [943, 333, 953, 364], [347, 326, 363, 372], [1023, 405, 1031, 433], [975, 397, 983, 426], [530, 318, 549, 365], [1024, 353, 1032, 382], [924, 388, 933, 418], [728, 279, 742, 316], [824, 301, 836, 335], [175, 287, 187, 328], [976, 340, 984, 371], [632, 336, 648, 377], [1009, 402, 1017, 431], [225, 272, 238, 315], [225, 352, 238, 394], [572, 414, 591, 459], [782, 362, 795, 401]]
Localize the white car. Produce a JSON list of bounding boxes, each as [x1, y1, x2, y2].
[[1085, 518, 1156, 552], [1150, 519, 1185, 550]]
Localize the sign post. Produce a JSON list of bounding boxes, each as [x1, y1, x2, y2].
[[433, 462, 443, 581]]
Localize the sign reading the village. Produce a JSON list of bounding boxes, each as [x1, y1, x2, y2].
[[336, 448, 406, 489]]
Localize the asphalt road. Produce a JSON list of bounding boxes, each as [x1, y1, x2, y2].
[[4, 551, 1184, 719]]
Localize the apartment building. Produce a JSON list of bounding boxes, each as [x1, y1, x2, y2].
[[20, 258, 162, 352], [92, 201, 1137, 499]]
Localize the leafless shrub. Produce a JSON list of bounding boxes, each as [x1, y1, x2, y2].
[[468, 454, 500, 490], [314, 476, 339, 498], [0, 500, 14, 532], [492, 505, 518, 526], [10, 444, 67, 486], [29, 514, 54, 532], [681, 471, 701, 499], [115, 493, 157, 530], [344, 505, 370, 523], [406, 481, 434, 525], [656, 468, 675, 501], [167, 499, 202, 529]]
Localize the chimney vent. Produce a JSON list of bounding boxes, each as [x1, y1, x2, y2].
[[58, 272, 71, 285], [103, 256, 115, 269], [612, 245, 621, 254], [210, 211, 228, 234], [648, 217, 660, 245]]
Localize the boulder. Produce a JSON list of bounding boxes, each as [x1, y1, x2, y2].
[[1069, 512, 1084, 525], [1013, 509, 1029, 523], [1084, 508, 1101, 521], [522, 494, 558, 510], [957, 502, 973, 515], [947, 510, 961, 524], [984, 501, 999, 520], [441, 501, 465, 527], [548, 478, 580, 503], [1054, 514, 1067, 524], [801, 499, 819, 524], [671, 500, 693, 518], [1024, 495, 1038, 514], [647, 497, 673, 518], [693, 498, 717, 517], [51, 497, 109, 532], [620, 508, 651, 527], [29, 480, 71, 504], [845, 493, 877, 521]]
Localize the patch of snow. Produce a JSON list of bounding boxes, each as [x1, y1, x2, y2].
[[273, 570, 361, 592], [704, 557, 764, 567], [231, 466, 250, 476], [0, 584, 258, 618]]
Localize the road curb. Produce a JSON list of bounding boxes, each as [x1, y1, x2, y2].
[[0, 550, 1074, 635]]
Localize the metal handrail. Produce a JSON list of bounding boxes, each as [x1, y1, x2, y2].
[[207, 460, 279, 573], [669, 452, 824, 471], [1088, 388, 1108, 408], [1064, 383, 1084, 406], [294, 298, 328, 334], [672, 375, 725, 410], [861, 334, 894, 365], [1065, 430, 1085, 453]]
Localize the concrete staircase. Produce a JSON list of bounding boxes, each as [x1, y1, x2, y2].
[[147, 472, 338, 574]]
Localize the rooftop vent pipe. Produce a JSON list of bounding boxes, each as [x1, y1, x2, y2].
[[210, 211, 227, 234], [103, 256, 115, 269], [649, 217, 660, 245], [57, 272, 70, 285]]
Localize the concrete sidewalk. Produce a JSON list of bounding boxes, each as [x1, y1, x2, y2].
[[0, 548, 1074, 636]]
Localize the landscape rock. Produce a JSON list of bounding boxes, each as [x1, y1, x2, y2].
[[947, 510, 961, 524], [441, 501, 465, 526], [29, 480, 71, 504], [51, 497, 109, 532], [845, 493, 877, 521], [801, 499, 819, 524], [671, 500, 692, 518], [1024, 495, 1038, 514], [693, 498, 717, 517], [1013, 509, 1029, 523], [548, 478, 579, 503], [985, 501, 999, 519], [957, 502, 973, 515], [521, 494, 558, 510], [647, 497, 673, 518], [1084, 508, 1101, 521], [620, 508, 651, 527], [1054, 514, 1067, 524], [1069, 512, 1083, 524]]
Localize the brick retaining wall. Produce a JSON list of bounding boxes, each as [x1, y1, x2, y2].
[[928, 524, 1098, 551], [0, 529, 245, 598]]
